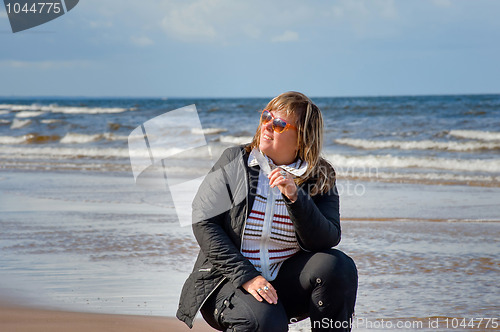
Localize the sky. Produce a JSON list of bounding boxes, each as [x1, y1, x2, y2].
[[1, 0, 500, 98]]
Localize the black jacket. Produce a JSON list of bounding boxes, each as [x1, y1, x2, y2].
[[176, 145, 341, 328]]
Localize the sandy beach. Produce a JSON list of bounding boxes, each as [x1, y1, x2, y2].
[[1, 169, 498, 332], [0, 302, 214, 332]]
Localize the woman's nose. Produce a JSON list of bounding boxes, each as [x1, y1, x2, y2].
[[263, 121, 273, 132]]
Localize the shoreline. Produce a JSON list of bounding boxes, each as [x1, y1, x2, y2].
[[0, 302, 214, 332]]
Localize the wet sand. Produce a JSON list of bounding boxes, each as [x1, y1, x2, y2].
[[0, 170, 499, 331], [0, 303, 214, 332]]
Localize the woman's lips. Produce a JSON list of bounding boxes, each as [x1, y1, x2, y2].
[[262, 133, 273, 141]]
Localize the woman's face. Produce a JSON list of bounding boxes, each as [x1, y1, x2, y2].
[[259, 110, 299, 165]]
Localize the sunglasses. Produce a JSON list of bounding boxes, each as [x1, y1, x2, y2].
[[261, 110, 297, 133]]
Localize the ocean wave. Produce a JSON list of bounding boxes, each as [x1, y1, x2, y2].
[[334, 138, 500, 152], [0, 136, 26, 144], [0, 103, 133, 114], [449, 130, 500, 141], [41, 119, 62, 124], [24, 133, 61, 144], [0, 110, 10, 115], [338, 169, 500, 184], [0, 119, 10, 124], [15, 111, 46, 118], [55, 106, 134, 114], [2, 141, 497, 174], [0, 146, 132, 158], [191, 127, 227, 135], [60, 133, 103, 144], [324, 153, 500, 173], [0, 132, 129, 145], [0, 145, 212, 160], [0, 133, 62, 144], [60, 132, 129, 144]]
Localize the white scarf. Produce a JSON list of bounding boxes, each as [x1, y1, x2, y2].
[[247, 148, 308, 177]]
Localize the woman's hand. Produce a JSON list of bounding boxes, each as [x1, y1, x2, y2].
[[269, 167, 298, 202], [242, 275, 278, 304]]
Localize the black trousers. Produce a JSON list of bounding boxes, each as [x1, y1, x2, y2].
[[200, 249, 358, 332]]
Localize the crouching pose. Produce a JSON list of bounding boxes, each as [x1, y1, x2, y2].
[[177, 92, 358, 331]]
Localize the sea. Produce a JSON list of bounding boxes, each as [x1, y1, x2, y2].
[[1, 94, 500, 186], [0, 94, 499, 331]]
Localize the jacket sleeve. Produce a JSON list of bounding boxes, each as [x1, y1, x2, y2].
[[191, 147, 261, 288], [284, 183, 341, 251]]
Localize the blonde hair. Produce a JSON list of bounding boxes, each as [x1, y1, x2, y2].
[[246, 91, 336, 195]]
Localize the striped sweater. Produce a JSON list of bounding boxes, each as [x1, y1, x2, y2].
[[241, 149, 307, 281]]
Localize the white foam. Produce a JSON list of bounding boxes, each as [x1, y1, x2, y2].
[[105, 133, 129, 141], [10, 119, 32, 129], [0, 103, 132, 114], [335, 138, 500, 152], [54, 106, 132, 114], [60, 133, 103, 144], [41, 119, 62, 124], [219, 135, 253, 145], [449, 130, 500, 141], [338, 169, 500, 184], [191, 128, 227, 135], [0, 110, 10, 115], [15, 111, 46, 118], [0, 136, 26, 144], [0, 119, 10, 124], [0, 146, 132, 159], [324, 153, 500, 173], [0, 103, 44, 111], [0, 145, 200, 160], [60, 132, 130, 144]]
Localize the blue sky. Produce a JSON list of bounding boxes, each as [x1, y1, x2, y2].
[[1, 0, 499, 98]]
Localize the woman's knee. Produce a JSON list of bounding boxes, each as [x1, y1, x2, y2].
[[210, 288, 288, 332], [306, 249, 358, 287], [255, 308, 289, 332], [229, 304, 288, 332]]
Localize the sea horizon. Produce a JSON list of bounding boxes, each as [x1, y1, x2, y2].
[[1, 92, 499, 99]]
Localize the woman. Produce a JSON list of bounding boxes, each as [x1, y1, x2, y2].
[[177, 92, 358, 331]]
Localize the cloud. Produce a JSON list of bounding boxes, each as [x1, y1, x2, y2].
[[34, 0, 497, 52], [271, 30, 299, 43], [76, 0, 401, 45], [158, 0, 310, 43], [130, 35, 154, 47], [0, 60, 92, 70], [160, 0, 219, 42]]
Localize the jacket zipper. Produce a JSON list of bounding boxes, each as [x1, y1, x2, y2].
[[197, 276, 227, 315], [240, 180, 249, 253], [260, 184, 277, 280]]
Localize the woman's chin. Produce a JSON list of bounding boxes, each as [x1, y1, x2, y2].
[[259, 142, 273, 156]]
